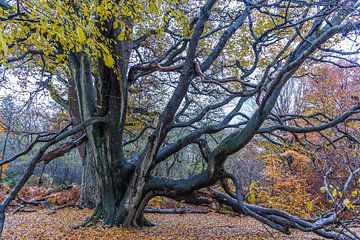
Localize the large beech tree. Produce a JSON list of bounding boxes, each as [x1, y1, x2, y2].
[[0, 0, 359, 239]]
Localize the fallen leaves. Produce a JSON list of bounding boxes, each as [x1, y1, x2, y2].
[[0, 184, 80, 206], [2, 209, 329, 240]]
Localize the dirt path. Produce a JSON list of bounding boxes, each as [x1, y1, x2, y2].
[[2, 209, 325, 239]]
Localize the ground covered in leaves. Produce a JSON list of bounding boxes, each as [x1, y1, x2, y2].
[[2, 208, 327, 240]]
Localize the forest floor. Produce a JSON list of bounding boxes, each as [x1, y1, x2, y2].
[[2, 208, 328, 240]]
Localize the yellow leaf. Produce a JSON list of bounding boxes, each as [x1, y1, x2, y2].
[[332, 189, 337, 198], [118, 31, 126, 41], [343, 199, 354, 209], [77, 27, 86, 44], [306, 202, 313, 211], [351, 190, 358, 197], [0, 31, 8, 54], [47, 197, 57, 205], [103, 53, 114, 67], [113, 21, 119, 29], [56, 5, 63, 15], [247, 193, 256, 204], [1, 163, 8, 171]]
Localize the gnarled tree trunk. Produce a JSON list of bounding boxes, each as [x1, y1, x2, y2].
[[67, 46, 154, 227]]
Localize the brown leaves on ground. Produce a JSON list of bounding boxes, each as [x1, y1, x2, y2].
[[38, 185, 80, 206], [2, 209, 326, 240], [0, 184, 80, 206]]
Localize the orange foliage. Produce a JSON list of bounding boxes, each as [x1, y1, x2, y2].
[[253, 151, 320, 217], [255, 63, 360, 217], [0, 183, 80, 206], [305, 64, 360, 116]]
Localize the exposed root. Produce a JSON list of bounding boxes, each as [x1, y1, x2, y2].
[[139, 215, 155, 227], [74, 204, 102, 229]]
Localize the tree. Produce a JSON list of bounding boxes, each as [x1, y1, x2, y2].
[[0, 97, 14, 182], [0, 0, 359, 239]]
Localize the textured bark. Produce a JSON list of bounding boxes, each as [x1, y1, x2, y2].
[[77, 143, 96, 208], [143, 207, 209, 214], [68, 58, 97, 209], [0, 206, 4, 237]]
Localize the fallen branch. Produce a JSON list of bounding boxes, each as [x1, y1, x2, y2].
[[12, 206, 37, 214], [212, 186, 356, 240], [17, 197, 52, 209], [54, 204, 83, 210], [144, 207, 208, 214]]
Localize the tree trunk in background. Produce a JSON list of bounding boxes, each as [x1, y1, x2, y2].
[[0, 206, 4, 237]]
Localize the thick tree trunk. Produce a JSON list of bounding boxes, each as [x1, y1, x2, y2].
[[77, 143, 96, 208], [67, 55, 97, 209], [68, 48, 152, 228], [82, 127, 153, 228], [73, 121, 155, 228]]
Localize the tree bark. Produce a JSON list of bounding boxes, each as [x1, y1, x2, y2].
[[0, 206, 4, 236], [68, 59, 97, 209], [77, 144, 96, 208], [81, 126, 153, 228], [143, 207, 209, 214]]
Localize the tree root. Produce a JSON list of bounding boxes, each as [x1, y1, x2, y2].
[[74, 204, 102, 229], [74, 204, 158, 230], [135, 215, 155, 227], [142, 217, 155, 227]]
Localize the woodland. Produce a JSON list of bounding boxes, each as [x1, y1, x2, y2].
[[0, 0, 359, 239]]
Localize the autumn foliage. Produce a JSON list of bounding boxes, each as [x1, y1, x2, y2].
[[245, 63, 360, 218], [0, 182, 80, 207]]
